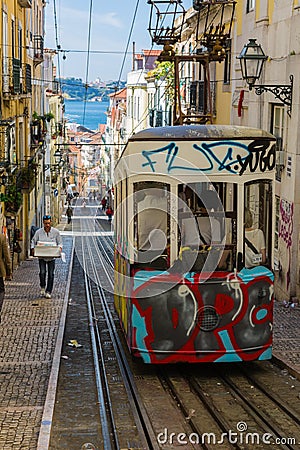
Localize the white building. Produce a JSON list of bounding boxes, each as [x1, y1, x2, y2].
[[126, 50, 161, 136]]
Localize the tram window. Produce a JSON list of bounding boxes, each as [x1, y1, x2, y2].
[[244, 181, 272, 268], [114, 185, 118, 232], [125, 178, 128, 241], [134, 182, 170, 269], [177, 183, 237, 271], [120, 180, 123, 238]]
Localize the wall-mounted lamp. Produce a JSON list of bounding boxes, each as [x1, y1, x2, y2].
[[53, 148, 62, 163], [0, 170, 8, 186], [238, 39, 293, 116]]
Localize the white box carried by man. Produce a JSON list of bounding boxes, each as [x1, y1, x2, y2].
[[34, 241, 61, 258]]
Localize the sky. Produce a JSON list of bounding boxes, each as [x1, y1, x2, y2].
[[45, 0, 191, 83]]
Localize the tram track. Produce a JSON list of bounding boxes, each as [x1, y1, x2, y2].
[[78, 215, 159, 449], [215, 365, 300, 449], [155, 363, 300, 450], [50, 207, 300, 450], [93, 213, 300, 450], [81, 236, 118, 449]]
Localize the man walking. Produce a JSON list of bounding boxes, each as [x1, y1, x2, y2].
[[31, 215, 62, 299], [0, 233, 11, 321]]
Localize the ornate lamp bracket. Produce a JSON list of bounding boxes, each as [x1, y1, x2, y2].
[[254, 74, 293, 117]]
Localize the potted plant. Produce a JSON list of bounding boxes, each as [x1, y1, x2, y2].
[[32, 111, 41, 125], [44, 112, 55, 122], [0, 184, 23, 213], [16, 165, 36, 191]]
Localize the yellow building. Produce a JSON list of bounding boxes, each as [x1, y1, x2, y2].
[[0, 0, 46, 267]]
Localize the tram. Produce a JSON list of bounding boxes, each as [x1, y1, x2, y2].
[[114, 125, 276, 363]]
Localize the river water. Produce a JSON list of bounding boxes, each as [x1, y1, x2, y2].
[[64, 99, 109, 131]]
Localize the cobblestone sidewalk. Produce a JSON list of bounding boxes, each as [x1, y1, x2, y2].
[[0, 237, 73, 450], [273, 300, 300, 378]]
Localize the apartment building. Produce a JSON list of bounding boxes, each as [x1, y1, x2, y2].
[[231, 0, 300, 301], [0, 1, 63, 264]]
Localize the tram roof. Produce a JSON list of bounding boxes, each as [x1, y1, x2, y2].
[[128, 125, 275, 142]]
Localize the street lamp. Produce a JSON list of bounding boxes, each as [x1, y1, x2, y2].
[[0, 169, 8, 185], [53, 148, 62, 164], [238, 39, 293, 116]]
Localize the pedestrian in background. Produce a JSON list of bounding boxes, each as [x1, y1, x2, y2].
[[106, 206, 113, 222], [101, 197, 107, 211], [66, 206, 73, 224], [0, 234, 11, 321], [31, 215, 62, 299]]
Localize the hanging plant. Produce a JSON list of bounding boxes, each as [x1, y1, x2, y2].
[[150, 61, 175, 104], [16, 165, 37, 191], [32, 111, 41, 123], [32, 111, 54, 126], [44, 112, 55, 122], [0, 184, 23, 213]]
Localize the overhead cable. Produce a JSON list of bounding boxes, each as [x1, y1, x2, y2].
[[116, 0, 140, 91], [83, 0, 94, 126]]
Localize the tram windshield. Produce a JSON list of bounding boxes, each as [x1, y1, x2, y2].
[[178, 182, 237, 271], [132, 180, 272, 272]]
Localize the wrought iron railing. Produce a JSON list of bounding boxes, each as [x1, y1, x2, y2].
[[2, 58, 32, 95], [33, 35, 44, 63]]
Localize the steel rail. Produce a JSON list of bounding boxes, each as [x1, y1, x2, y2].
[[239, 367, 300, 425], [217, 372, 298, 450], [82, 215, 159, 449], [81, 234, 118, 450], [157, 369, 232, 450]]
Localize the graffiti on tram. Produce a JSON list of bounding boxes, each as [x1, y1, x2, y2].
[[140, 139, 276, 176], [131, 268, 274, 363]]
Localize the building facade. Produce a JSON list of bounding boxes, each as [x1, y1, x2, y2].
[[231, 0, 300, 301], [138, 1, 299, 302], [0, 0, 47, 265]]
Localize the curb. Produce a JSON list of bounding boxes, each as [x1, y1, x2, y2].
[[37, 238, 75, 449]]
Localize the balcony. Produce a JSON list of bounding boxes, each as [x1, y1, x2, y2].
[[176, 77, 216, 123], [30, 120, 45, 148], [33, 35, 44, 64], [149, 109, 171, 127], [2, 58, 32, 97], [18, 0, 32, 7]]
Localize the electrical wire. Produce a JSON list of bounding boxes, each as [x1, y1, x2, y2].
[[127, 2, 190, 137], [82, 0, 94, 126], [52, 0, 63, 93], [116, 0, 140, 91]]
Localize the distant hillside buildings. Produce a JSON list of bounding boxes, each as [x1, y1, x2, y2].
[[59, 77, 126, 102]]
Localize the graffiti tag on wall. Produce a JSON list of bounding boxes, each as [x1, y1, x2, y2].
[[279, 199, 293, 248], [279, 199, 293, 289]]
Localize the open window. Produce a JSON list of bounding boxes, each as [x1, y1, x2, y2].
[[244, 181, 272, 269], [133, 181, 170, 269], [177, 182, 237, 272]]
